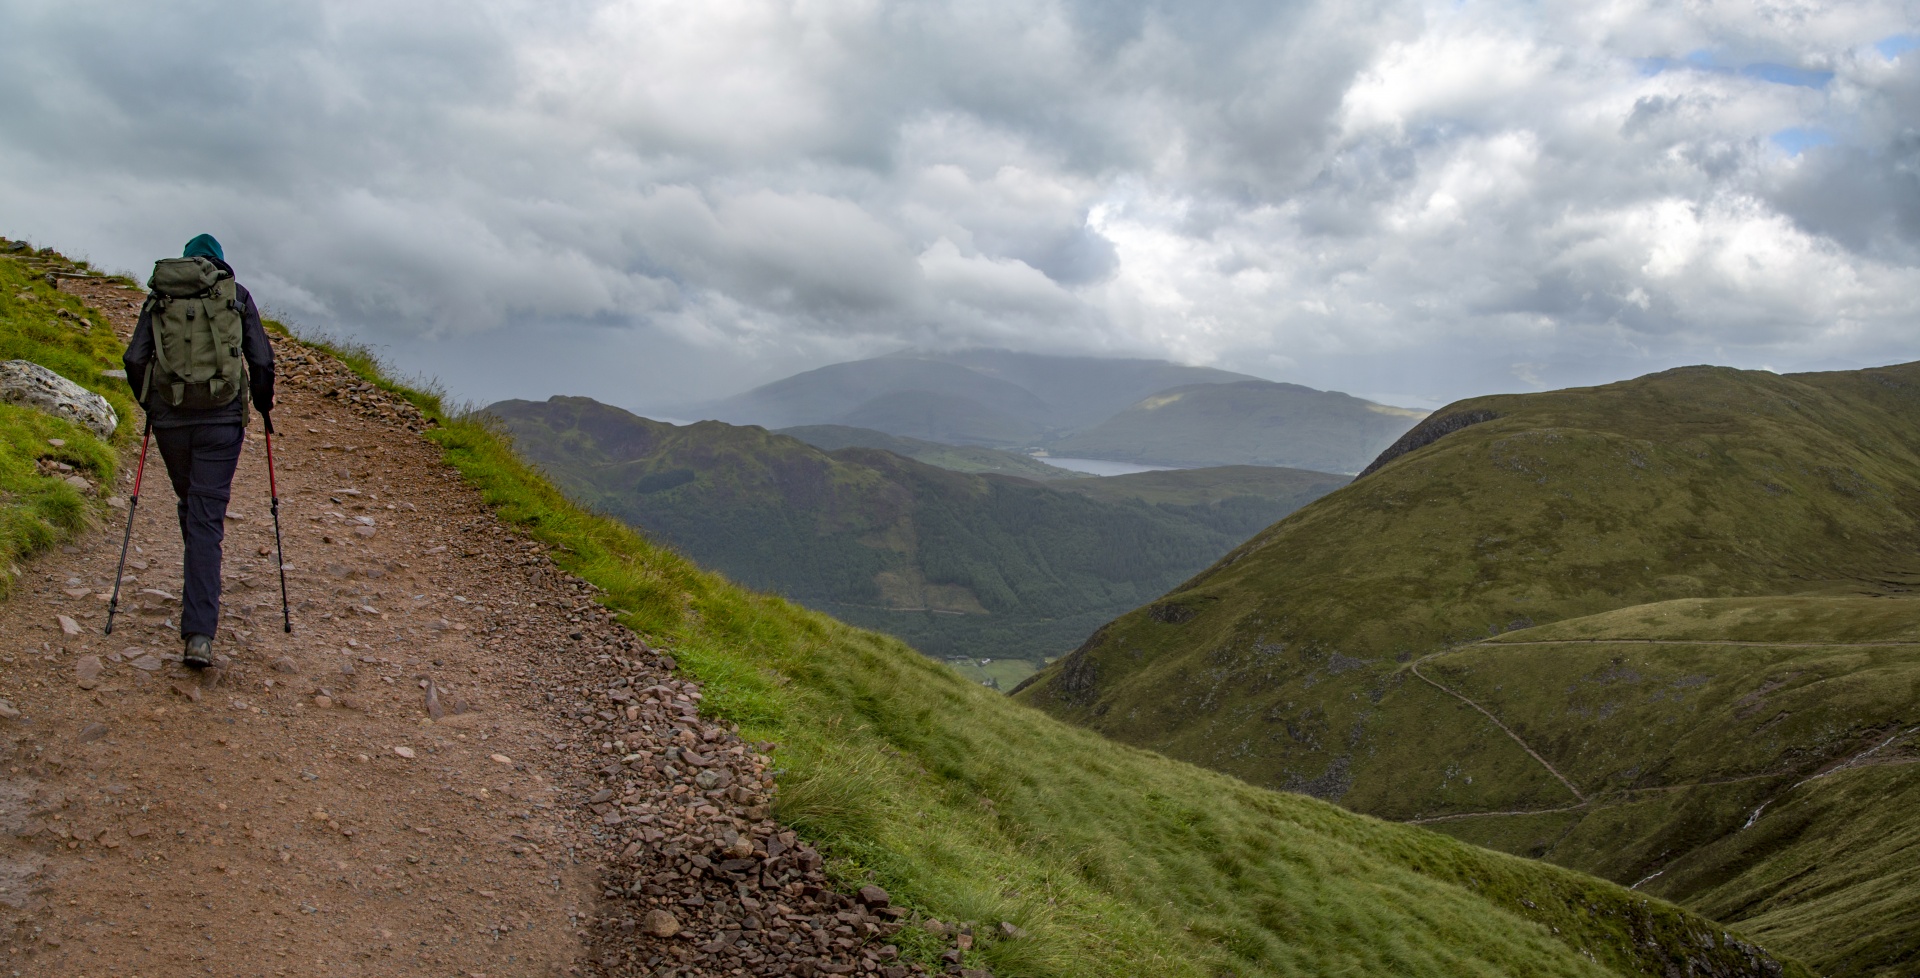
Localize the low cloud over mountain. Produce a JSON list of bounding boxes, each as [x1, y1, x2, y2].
[[4, 2, 1915, 408]]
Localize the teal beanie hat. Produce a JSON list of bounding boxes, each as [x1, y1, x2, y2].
[[182, 234, 224, 262]]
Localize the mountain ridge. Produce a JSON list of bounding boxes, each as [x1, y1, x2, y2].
[[692, 349, 1264, 435], [1049, 379, 1428, 473], [1016, 359, 1920, 975], [692, 349, 1427, 469]]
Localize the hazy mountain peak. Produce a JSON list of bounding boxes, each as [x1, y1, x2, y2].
[[689, 349, 1400, 461]]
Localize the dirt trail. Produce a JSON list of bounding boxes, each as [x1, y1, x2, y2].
[[0, 279, 934, 978], [1407, 654, 1587, 803], [1484, 638, 1920, 648]]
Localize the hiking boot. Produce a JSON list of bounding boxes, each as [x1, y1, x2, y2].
[[183, 634, 213, 670]]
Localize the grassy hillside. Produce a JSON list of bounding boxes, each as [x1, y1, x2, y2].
[[1421, 596, 1920, 976], [1053, 464, 1353, 544], [1047, 380, 1427, 472], [1017, 362, 1920, 975], [289, 336, 1804, 977], [489, 396, 1339, 663], [0, 240, 132, 592], [781, 424, 1077, 480]]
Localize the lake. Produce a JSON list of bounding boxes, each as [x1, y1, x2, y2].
[[1036, 456, 1175, 477]]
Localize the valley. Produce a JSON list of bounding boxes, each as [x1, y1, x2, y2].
[[0, 238, 1829, 978], [488, 396, 1349, 665], [1414, 596, 1920, 974], [1017, 361, 1920, 976], [8, 2, 1896, 972]]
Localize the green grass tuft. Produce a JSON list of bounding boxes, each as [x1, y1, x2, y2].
[[0, 241, 133, 593]]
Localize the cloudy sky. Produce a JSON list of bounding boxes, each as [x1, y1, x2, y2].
[[3, 1, 1916, 411]]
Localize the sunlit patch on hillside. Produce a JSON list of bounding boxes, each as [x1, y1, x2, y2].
[[1367, 403, 1430, 418], [874, 567, 988, 615]]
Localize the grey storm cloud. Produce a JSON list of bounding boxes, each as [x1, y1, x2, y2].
[[1, 0, 1916, 410]]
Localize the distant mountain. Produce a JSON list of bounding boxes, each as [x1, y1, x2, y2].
[[915, 349, 1267, 429], [699, 355, 1052, 433], [838, 389, 1045, 445], [1046, 380, 1427, 473], [489, 396, 1345, 665], [779, 424, 1075, 480], [1016, 360, 1920, 975], [693, 349, 1261, 442], [694, 349, 1424, 469]]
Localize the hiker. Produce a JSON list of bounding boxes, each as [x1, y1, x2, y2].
[[122, 234, 276, 668]]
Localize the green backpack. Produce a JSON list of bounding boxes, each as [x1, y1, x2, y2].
[[143, 256, 248, 417]]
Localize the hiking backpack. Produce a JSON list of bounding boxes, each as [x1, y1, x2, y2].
[[143, 257, 248, 414]]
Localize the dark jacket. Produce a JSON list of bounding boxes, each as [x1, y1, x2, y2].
[[123, 257, 275, 428]]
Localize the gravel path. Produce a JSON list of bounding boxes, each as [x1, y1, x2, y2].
[[0, 278, 950, 978]]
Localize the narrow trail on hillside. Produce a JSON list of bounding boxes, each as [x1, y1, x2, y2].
[[1400, 769, 1835, 825], [0, 279, 934, 978], [1403, 638, 1920, 831], [1484, 638, 1920, 648], [1407, 653, 1587, 803], [1404, 804, 1589, 826]]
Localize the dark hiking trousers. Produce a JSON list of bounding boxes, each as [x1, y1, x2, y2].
[[154, 423, 244, 639]]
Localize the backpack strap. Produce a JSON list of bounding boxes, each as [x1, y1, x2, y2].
[[146, 295, 189, 406], [137, 293, 165, 405]]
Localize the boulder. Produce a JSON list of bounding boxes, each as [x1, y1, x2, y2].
[[0, 360, 117, 438]]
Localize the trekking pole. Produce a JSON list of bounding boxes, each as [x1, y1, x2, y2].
[[104, 419, 153, 635], [263, 412, 292, 633]]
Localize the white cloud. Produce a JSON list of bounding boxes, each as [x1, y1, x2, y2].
[[0, 0, 1915, 410]]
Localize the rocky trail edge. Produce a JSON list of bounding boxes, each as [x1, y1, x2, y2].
[[0, 276, 955, 978]]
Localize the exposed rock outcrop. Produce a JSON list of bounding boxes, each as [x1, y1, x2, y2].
[[1354, 408, 1499, 479], [0, 359, 116, 439]]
